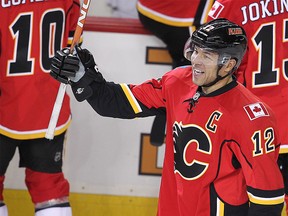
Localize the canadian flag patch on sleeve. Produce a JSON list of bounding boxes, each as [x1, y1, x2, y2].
[[208, 1, 224, 19], [243, 102, 270, 120]]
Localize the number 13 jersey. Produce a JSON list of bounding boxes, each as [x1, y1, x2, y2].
[[208, 0, 288, 153]]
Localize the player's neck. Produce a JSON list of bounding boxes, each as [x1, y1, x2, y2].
[[202, 76, 233, 94]]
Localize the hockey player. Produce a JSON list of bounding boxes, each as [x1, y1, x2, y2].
[[208, 1, 288, 214], [50, 18, 284, 215], [0, 1, 81, 216]]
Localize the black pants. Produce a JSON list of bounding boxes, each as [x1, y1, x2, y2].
[[138, 12, 191, 69], [0, 133, 66, 174], [278, 153, 288, 195]]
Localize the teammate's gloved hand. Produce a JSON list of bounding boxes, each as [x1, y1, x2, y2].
[[50, 46, 105, 102], [50, 48, 79, 84], [71, 46, 105, 102]]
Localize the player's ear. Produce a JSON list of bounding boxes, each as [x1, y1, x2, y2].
[[225, 59, 237, 72]]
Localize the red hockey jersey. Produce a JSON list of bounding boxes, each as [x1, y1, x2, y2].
[[208, 0, 288, 153], [0, 0, 80, 139], [137, 0, 215, 27], [132, 67, 284, 215], [86, 66, 284, 215]]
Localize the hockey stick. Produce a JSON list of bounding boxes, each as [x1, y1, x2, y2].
[[45, 0, 91, 140]]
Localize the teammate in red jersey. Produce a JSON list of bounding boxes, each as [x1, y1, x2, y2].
[[137, 0, 214, 68], [207, 1, 288, 214], [50, 19, 284, 215], [0, 1, 81, 216], [137, 0, 215, 146]]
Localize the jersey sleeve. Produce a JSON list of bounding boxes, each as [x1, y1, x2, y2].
[[231, 111, 284, 215], [86, 77, 166, 119]]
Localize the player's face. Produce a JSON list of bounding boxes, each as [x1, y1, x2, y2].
[[190, 46, 236, 94], [190, 46, 219, 86]]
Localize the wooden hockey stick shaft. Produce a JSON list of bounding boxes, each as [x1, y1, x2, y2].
[[45, 0, 91, 140]]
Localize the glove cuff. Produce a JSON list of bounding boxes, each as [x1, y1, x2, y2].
[[71, 85, 93, 102], [71, 67, 105, 102]]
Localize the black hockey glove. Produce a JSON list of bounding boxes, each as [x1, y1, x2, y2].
[[50, 48, 79, 84], [71, 46, 105, 102], [50, 46, 105, 102]]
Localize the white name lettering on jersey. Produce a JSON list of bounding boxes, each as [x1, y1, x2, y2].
[[1, 0, 46, 8], [241, 0, 288, 25]]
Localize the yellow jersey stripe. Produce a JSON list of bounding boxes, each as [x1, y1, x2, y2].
[[120, 83, 142, 114], [136, 3, 193, 27], [248, 192, 284, 205], [280, 145, 288, 154], [0, 116, 71, 140], [67, 36, 83, 47], [217, 198, 224, 216]]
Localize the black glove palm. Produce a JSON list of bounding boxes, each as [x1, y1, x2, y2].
[[50, 46, 105, 102]]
